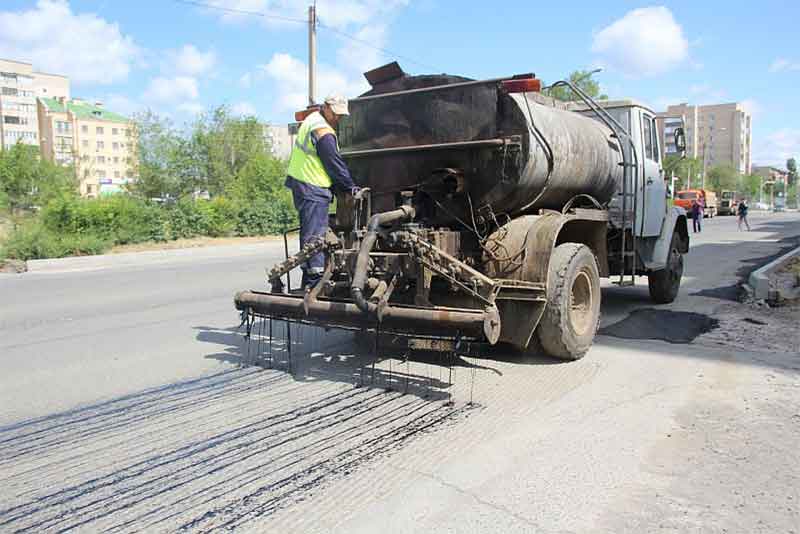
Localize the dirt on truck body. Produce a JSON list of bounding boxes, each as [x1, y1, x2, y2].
[[235, 62, 689, 361]]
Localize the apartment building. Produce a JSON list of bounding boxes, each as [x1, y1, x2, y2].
[[751, 165, 789, 186], [264, 124, 295, 160], [655, 114, 685, 160], [0, 58, 69, 150], [658, 102, 752, 175], [39, 97, 135, 197]]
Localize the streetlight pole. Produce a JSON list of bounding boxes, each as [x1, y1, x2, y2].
[[573, 67, 603, 85]]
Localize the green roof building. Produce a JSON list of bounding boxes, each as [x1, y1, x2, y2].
[[38, 96, 135, 197]]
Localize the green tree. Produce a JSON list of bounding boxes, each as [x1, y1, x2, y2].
[[545, 70, 608, 102], [663, 155, 702, 190], [127, 110, 186, 200], [741, 174, 761, 200], [0, 142, 77, 213], [192, 106, 268, 197], [706, 164, 739, 194]]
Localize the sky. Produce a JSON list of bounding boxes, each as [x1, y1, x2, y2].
[[1, 0, 798, 166]]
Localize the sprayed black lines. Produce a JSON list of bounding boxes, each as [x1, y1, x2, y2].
[[0, 387, 371, 528], [0, 368, 264, 450], [188, 403, 467, 532], [21, 391, 414, 533], [126, 395, 429, 532], [3, 375, 322, 487]]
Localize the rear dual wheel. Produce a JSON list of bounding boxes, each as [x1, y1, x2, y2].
[[535, 243, 601, 361]]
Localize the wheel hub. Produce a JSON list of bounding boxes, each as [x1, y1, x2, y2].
[[569, 270, 594, 335]]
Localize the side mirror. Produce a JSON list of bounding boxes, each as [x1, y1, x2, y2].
[[673, 127, 687, 156]]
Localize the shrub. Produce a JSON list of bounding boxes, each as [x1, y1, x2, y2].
[[1, 220, 110, 260], [41, 195, 166, 245]]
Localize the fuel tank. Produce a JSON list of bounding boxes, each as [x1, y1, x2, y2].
[[339, 73, 623, 219]]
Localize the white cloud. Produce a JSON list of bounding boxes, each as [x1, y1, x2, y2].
[[144, 76, 199, 103], [769, 58, 800, 73], [168, 44, 217, 76], [0, 0, 139, 85], [231, 101, 257, 116], [239, 72, 253, 88], [260, 52, 368, 112], [740, 99, 762, 117], [335, 24, 387, 73], [138, 43, 214, 115], [652, 84, 737, 112], [177, 101, 206, 116], [220, 0, 410, 117], [591, 7, 689, 77], [753, 129, 800, 166], [100, 93, 139, 117]]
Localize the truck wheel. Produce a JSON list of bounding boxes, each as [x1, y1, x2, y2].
[[536, 243, 601, 361], [647, 233, 684, 304]]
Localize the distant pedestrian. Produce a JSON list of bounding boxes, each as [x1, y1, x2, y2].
[[691, 200, 702, 233], [738, 199, 751, 231]]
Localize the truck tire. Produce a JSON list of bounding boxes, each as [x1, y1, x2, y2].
[[536, 243, 601, 360], [647, 232, 684, 304]]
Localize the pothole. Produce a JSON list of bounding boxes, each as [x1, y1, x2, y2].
[[599, 309, 719, 344]]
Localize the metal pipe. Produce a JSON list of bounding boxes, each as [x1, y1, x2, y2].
[[350, 205, 415, 313], [341, 138, 507, 158], [234, 291, 488, 338]]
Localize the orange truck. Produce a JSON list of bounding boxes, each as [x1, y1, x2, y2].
[[674, 189, 718, 218]]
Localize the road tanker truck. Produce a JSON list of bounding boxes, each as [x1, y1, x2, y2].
[[235, 63, 690, 360]]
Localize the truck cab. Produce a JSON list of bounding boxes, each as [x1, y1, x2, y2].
[[571, 99, 689, 271]]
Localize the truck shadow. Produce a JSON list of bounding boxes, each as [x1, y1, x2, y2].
[[194, 319, 562, 403]]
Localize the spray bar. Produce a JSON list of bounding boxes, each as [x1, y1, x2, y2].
[[234, 291, 499, 342]]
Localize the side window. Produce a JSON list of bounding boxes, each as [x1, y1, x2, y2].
[[642, 115, 654, 160], [650, 117, 660, 162]]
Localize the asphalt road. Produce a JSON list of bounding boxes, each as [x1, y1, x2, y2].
[[1, 211, 798, 533]]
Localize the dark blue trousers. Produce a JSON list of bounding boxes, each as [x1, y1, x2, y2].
[[290, 188, 329, 286]]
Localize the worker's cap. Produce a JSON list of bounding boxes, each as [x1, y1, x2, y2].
[[324, 94, 349, 116]]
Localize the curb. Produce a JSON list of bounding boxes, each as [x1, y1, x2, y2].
[[748, 245, 800, 300], [25, 240, 281, 274]]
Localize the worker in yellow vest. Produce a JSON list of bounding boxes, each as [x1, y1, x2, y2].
[[286, 94, 360, 289]]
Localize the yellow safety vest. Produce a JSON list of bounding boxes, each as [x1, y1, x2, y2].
[[287, 111, 336, 189]]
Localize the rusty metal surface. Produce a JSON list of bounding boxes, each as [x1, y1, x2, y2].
[[234, 291, 489, 340], [481, 211, 608, 347], [340, 73, 623, 218]]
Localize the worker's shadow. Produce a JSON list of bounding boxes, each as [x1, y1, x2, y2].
[[194, 321, 553, 401]]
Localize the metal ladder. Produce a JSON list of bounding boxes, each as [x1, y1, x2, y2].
[[549, 81, 639, 286]]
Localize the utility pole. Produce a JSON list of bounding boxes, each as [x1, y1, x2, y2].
[[308, 4, 317, 106]]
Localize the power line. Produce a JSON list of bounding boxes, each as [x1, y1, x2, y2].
[[173, 0, 439, 72], [173, 0, 307, 24], [316, 21, 440, 72]]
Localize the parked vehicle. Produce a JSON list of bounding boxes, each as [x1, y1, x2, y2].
[[674, 189, 717, 218], [235, 64, 689, 360], [718, 190, 738, 216]]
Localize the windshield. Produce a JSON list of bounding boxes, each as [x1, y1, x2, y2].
[[676, 192, 697, 200]]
